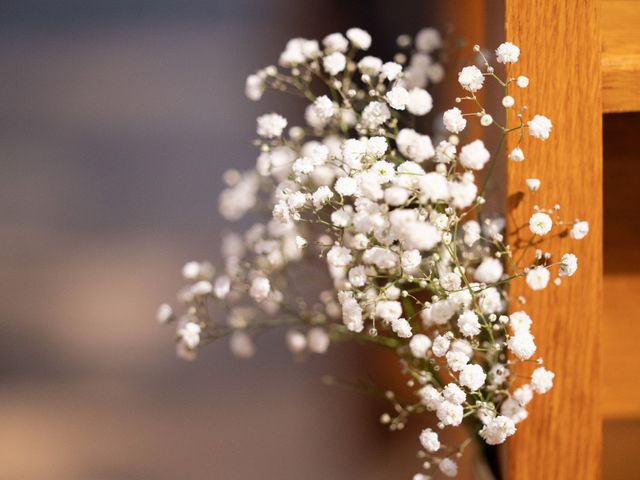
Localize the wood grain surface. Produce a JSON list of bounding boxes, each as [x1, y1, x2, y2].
[[504, 1, 603, 478], [602, 1, 640, 113]]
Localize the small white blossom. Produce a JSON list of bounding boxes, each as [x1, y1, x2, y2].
[[292, 157, 315, 176], [501, 398, 529, 424], [463, 220, 481, 246], [341, 296, 364, 332], [213, 276, 231, 299], [443, 383, 466, 404], [376, 300, 403, 323], [419, 428, 441, 453], [529, 212, 552, 235], [250, 276, 271, 302], [428, 63, 445, 83], [182, 260, 213, 280], [182, 262, 200, 280], [366, 136, 388, 158], [257, 113, 287, 138], [363, 247, 399, 269], [441, 272, 462, 291], [361, 101, 391, 129], [458, 65, 485, 92], [312, 95, 336, 121], [286, 330, 307, 354], [490, 363, 509, 385], [335, 176, 359, 196], [371, 160, 396, 184], [474, 257, 504, 283], [509, 311, 532, 334], [433, 142, 455, 166], [528, 114, 552, 140], [419, 172, 449, 202], [422, 300, 458, 326], [459, 140, 490, 170], [348, 265, 367, 287], [342, 138, 367, 170], [458, 310, 481, 337], [312, 186, 334, 209], [307, 327, 330, 354], [406, 88, 433, 115], [327, 245, 352, 268], [508, 331, 537, 360], [401, 249, 422, 272], [513, 385, 534, 405], [509, 147, 525, 162], [419, 385, 442, 411], [346, 27, 371, 50], [279, 38, 318, 66], [156, 303, 173, 324], [410, 334, 432, 358], [559, 253, 578, 277], [570, 221, 589, 240], [323, 51, 347, 75], [385, 86, 409, 110], [439, 458, 458, 478], [526, 266, 550, 290], [357, 55, 383, 75], [446, 350, 470, 372], [480, 415, 517, 445], [449, 179, 478, 209], [478, 287, 502, 314], [432, 334, 451, 357], [245, 74, 264, 101], [322, 32, 348, 52], [229, 331, 255, 358], [178, 322, 201, 349], [397, 128, 435, 162], [516, 75, 529, 88], [502, 95, 515, 108], [531, 367, 555, 393], [437, 400, 464, 426], [443, 107, 466, 134], [385, 186, 409, 206], [526, 178, 541, 192], [399, 220, 441, 251], [391, 317, 413, 338], [381, 61, 402, 81], [459, 363, 487, 391], [295, 236, 308, 249], [415, 28, 442, 52], [480, 114, 493, 126], [495, 42, 520, 63]]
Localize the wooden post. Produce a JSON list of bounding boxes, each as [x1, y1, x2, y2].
[[504, 1, 602, 478]]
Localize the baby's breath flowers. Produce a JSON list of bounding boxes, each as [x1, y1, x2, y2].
[[159, 32, 588, 479]]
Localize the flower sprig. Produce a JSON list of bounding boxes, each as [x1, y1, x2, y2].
[[158, 29, 588, 479]]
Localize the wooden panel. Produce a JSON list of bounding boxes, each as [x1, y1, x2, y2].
[[603, 420, 640, 479], [602, 113, 640, 274], [602, 112, 640, 418], [504, 1, 602, 479], [602, 1, 640, 113]]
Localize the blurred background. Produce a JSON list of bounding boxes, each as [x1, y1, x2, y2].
[[0, 1, 507, 479]]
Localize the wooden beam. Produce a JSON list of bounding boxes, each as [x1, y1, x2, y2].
[[602, 1, 640, 113], [504, 1, 602, 478]]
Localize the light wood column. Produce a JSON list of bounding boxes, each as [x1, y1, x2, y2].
[[504, 1, 602, 478]]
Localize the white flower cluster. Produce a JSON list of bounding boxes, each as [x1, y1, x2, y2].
[[159, 33, 588, 478]]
